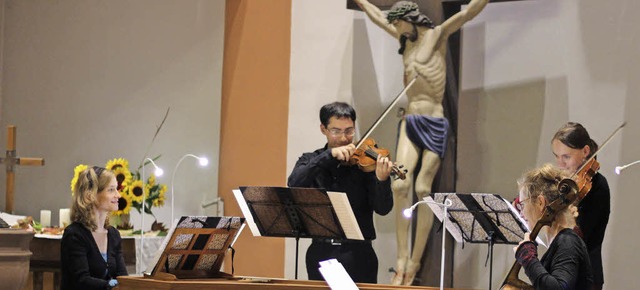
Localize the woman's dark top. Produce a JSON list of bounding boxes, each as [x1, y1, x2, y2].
[[576, 172, 610, 287], [516, 228, 593, 290], [61, 222, 128, 290]]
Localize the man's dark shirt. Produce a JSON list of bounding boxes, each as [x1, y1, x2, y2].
[[287, 145, 393, 239]]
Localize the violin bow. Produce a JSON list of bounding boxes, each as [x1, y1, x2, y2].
[[570, 122, 626, 180], [355, 76, 418, 148]]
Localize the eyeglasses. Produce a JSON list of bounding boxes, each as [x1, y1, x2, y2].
[[327, 128, 356, 137], [516, 197, 530, 212]]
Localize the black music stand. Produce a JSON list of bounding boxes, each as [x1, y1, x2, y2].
[[425, 193, 528, 290], [233, 186, 363, 279]]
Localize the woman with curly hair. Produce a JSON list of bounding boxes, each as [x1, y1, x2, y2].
[[512, 164, 593, 289], [61, 166, 128, 290]]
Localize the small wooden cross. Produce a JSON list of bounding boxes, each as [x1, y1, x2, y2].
[[0, 125, 45, 213]]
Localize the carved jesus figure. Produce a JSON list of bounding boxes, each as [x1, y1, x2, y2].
[[353, 0, 488, 285]]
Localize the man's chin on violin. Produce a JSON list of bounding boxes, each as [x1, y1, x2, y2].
[[321, 116, 394, 182]]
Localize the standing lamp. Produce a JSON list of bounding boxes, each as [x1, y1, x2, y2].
[[403, 198, 453, 290], [139, 158, 163, 273], [171, 154, 208, 227]]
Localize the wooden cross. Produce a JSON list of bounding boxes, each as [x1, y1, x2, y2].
[[0, 125, 45, 213]]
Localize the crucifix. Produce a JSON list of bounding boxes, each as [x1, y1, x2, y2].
[[348, 0, 522, 286], [0, 125, 45, 213]]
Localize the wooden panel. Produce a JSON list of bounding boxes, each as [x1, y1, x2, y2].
[[118, 276, 466, 290], [220, 0, 290, 278]]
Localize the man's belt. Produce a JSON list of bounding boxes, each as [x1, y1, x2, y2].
[[313, 238, 371, 246]]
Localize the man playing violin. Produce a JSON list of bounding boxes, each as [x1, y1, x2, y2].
[[288, 102, 394, 283]]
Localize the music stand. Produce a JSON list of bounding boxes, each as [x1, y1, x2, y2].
[[145, 216, 245, 279], [424, 193, 528, 290], [233, 186, 363, 279]]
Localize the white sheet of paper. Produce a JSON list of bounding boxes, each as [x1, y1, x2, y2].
[[423, 196, 464, 243], [318, 259, 359, 290], [327, 191, 364, 240], [232, 189, 262, 237], [230, 223, 245, 247], [0, 212, 26, 227], [503, 197, 546, 248]]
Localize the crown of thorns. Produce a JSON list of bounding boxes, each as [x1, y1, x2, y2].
[[386, 1, 420, 23]]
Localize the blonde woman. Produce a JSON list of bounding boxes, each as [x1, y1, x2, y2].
[[61, 166, 127, 290], [513, 164, 593, 289]]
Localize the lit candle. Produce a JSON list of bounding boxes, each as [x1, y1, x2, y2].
[[40, 210, 51, 227], [59, 208, 71, 228]]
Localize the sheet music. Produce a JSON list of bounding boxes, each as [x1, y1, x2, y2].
[[318, 259, 359, 290], [230, 223, 245, 247], [423, 196, 464, 243], [327, 191, 364, 240], [502, 197, 546, 248], [232, 189, 262, 237]]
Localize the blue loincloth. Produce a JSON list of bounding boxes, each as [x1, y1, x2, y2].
[[404, 115, 449, 159]]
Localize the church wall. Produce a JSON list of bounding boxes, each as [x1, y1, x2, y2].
[[0, 0, 224, 264], [457, 0, 638, 289]]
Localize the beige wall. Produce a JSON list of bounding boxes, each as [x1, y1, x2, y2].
[[0, 0, 224, 244]]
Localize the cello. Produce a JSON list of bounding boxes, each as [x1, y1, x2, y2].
[[500, 122, 625, 289]]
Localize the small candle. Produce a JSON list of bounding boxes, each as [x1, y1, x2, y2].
[[59, 208, 71, 228], [40, 210, 51, 227]]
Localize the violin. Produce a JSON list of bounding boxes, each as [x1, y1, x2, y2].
[[500, 123, 625, 290], [349, 138, 407, 180], [346, 76, 418, 180]]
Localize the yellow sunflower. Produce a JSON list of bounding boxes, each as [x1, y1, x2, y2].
[[153, 184, 167, 207], [113, 191, 133, 216], [70, 164, 88, 195], [105, 158, 129, 171], [112, 166, 132, 192], [128, 179, 147, 203], [147, 173, 157, 187]]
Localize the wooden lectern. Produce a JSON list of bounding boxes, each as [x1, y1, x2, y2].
[[145, 216, 245, 280]]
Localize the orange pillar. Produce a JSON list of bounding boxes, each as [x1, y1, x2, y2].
[[220, 0, 291, 278]]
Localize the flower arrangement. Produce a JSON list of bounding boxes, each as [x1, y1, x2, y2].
[[70, 108, 171, 233], [70, 157, 168, 231]]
